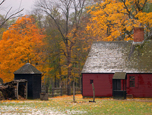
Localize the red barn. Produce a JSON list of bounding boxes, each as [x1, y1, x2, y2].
[[82, 28, 152, 98]]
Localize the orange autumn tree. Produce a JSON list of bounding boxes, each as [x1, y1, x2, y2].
[[87, 0, 152, 41], [0, 15, 45, 83]]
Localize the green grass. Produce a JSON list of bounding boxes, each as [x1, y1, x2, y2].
[[0, 95, 152, 115]]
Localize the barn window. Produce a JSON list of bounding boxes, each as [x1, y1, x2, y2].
[[90, 80, 93, 84], [129, 76, 135, 87]]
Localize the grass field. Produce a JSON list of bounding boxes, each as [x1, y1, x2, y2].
[[0, 95, 152, 115]]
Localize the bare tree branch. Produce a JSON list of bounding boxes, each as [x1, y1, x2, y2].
[[4, 7, 12, 20], [44, 10, 66, 43], [0, 8, 24, 28], [0, 0, 5, 6], [0, 0, 24, 28]]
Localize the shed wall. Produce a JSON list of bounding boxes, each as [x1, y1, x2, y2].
[[82, 73, 113, 97], [15, 74, 33, 98], [82, 73, 152, 98], [14, 74, 41, 99], [127, 74, 152, 97], [32, 75, 41, 99]]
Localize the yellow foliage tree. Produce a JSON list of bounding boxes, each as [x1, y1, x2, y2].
[[0, 15, 46, 83], [87, 0, 152, 41]]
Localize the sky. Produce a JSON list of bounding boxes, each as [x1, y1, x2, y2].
[[0, 0, 36, 15]]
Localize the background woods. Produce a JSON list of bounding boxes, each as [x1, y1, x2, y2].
[[35, 0, 90, 95], [0, 0, 152, 95]]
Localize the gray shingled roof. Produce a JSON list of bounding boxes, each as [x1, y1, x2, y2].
[[14, 63, 42, 74], [82, 40, 152, 73]]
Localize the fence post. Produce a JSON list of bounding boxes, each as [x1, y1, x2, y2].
[[92, 83, 95, 102], [60, 87, 62, 96], [73, 81, 76, 102]]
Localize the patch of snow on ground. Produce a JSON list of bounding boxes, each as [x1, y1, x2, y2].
[[0, 105, 66, 115], [66, 109, 87, 115]]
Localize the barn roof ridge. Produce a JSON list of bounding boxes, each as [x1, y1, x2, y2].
[[14, 63, 42, 74]]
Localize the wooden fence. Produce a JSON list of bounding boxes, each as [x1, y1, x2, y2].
[[48, 87, 81, 97]]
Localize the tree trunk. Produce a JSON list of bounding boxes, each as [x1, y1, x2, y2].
[[66, 44, 72, 95], [67, 80, 71, 95]]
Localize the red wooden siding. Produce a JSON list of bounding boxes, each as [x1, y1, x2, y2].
[[121, 79, 126, 90], [127, 74, 152, 97], [82, 73, 152, 98], [82, 73, 113, 97]]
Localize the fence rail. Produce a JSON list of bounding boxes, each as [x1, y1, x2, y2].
[[48, 87, 81, 97]]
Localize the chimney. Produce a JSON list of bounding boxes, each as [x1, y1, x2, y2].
[[133, 27, 144, 44]]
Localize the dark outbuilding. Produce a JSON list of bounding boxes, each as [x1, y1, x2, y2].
[[14, 63, 42, 99]]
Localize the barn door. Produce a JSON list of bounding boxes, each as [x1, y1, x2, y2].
[[113, 79, 121, 91], [113, 72, 126, 99]]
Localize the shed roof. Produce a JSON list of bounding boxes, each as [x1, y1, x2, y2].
[[113, 72, 126, 79], [82, 40, 152, 73], [14, 63, 42, 74]]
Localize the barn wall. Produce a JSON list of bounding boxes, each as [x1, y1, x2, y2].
[[82, 73, 152, 98], [127, 74, 152, 98], [121, 79, 126, 91], [82, 73, 113, 97]]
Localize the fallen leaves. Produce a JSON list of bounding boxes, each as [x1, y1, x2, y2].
[[0, 95, 152, 114]]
